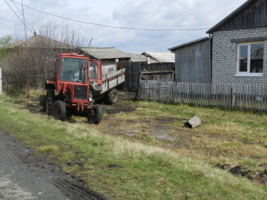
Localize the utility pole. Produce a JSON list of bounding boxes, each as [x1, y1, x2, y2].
[[21, 0, 27, 39], [88, 38, 93, 47]]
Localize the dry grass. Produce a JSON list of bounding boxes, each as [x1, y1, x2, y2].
[[1, 92, 267, 199]]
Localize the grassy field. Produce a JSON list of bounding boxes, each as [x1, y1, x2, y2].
[[0, 90, 267, 200]]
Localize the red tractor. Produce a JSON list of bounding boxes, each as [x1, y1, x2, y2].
[[41, 53, 103, 124]]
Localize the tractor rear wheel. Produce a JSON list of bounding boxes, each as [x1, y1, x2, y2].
[[107, 88, 118, 104], [87, 104, 103, 124], [46, 87, 55, 116], [52, 100, 66, 121]]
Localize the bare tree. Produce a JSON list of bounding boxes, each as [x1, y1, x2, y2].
[[2, 20, 85, 89]]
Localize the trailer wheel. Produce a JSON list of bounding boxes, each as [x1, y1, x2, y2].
[[88, 104, 103, 124], [46, 87, 55, 116], [52, 100, 66, 121], [107, 88, 118, 104]]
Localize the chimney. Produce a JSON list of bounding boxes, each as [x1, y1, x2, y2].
[[34, 31, 37, 36]]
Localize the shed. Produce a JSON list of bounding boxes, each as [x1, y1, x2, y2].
[[76, 47, 131, 66], [169, 37, 212, 83]]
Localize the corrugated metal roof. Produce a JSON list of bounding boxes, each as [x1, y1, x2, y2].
[[11, 35, 75, 49], [207, 0, 255, 33], [78, 47, 131, 59], [168, 37, 209, 51], [126, 53, 154, 62], [141, 52, 175, 63]]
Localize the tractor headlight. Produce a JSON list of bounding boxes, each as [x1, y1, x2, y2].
[[88, 91, 93, 104]]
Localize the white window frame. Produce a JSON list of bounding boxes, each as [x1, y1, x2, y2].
[[235, 42, 264, 77]]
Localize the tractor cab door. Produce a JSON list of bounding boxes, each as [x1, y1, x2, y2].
[[89, 60, 102, 84]]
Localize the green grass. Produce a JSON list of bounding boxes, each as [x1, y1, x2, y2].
[[0, 92, 267, 199]]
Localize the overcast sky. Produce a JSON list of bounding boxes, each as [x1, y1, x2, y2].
[[0, 0, 247, 54]]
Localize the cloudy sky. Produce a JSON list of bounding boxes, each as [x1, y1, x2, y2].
[[0, 0, 247, 54]]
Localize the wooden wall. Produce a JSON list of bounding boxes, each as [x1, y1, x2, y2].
[[220, 0, 267, 31], [118, 62, 174, 90], [174, 38, 212, 83]]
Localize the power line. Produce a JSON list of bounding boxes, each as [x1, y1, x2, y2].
[[5, 0, 33, 34], [11, 0, 35, 33], [12, 0, 208, 32]]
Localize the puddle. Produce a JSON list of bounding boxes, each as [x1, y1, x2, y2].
[[126, 129, 140, 133], [150, 126, 175, 142], [108, 131, 120, 136], [156, 133, 175, 141], [125, 133, 134, 137], [124, 129, 141, 137]]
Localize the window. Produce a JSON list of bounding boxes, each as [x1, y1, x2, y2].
[[89, 61, 100, 79], [60, 58, 87, 82], [236, 42, 264, 76]]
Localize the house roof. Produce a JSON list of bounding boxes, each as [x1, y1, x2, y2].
[[168, 37, 209, 51], [11, 34, 75, 49], [77, 47, 131, 60], [141, 52, 175, 63], [207, 0, 256, 33]]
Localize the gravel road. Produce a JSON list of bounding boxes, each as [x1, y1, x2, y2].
[[0, 129, 108, 200]]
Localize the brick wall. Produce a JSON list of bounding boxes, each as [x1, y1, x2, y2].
[[212, 28, 267, 84]]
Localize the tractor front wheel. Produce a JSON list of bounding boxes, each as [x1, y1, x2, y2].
[[87, 104, 103, 124], [52, 100, 66, 121]]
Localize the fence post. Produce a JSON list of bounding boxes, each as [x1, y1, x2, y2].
[[0, 68, 2, 94], [231, 86, 236, 109], [26, 75, 30, 98]]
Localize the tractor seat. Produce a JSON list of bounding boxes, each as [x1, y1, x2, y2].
[[63, 70, 74, 81]]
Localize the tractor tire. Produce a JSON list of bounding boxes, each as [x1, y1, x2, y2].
[[88, 104, 103, 124], [52, 100, 66, 121], [107, 88, 118, 104], [45, 87, 55, 116]]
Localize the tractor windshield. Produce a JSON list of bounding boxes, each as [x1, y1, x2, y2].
[[59, 58, 87, 82]]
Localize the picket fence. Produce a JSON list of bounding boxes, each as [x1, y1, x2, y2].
[[137, 80, 267, 113]]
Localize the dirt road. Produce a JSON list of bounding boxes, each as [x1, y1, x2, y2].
[[0, 129, 107, 200]]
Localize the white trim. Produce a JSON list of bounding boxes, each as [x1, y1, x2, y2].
[[235, 73, 263, 77], [236, 41, 264, 75]]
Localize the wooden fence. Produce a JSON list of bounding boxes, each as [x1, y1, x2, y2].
[[118, 62, 175, 90], [2, 73, 51, 93], [137, 80, 267, 113]]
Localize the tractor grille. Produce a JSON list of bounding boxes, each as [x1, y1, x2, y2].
[[74, 86, 87, 100]]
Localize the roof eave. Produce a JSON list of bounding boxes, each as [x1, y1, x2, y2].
[[168, 37, 209, 51], [206, 0, 255, 33]]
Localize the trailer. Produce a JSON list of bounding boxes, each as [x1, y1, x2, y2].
[[89, 61, 125, 104]]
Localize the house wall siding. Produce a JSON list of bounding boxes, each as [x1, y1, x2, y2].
[[212, 27, 267, 84], [174, 39, 212, 83]]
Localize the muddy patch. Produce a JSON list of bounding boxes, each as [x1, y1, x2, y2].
[[215, 164, 267, 185]]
